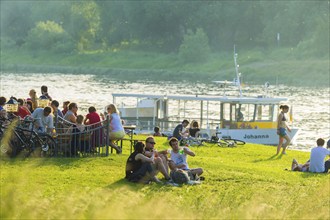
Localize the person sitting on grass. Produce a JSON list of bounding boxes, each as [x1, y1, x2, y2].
[[189, 120, 200, 138], [291, 159, 310, 172], [168, 137, 203, 178], [173, 119, 190, 141], [309, 138, 330, 173], [168, 159, 201, 185], [125, 141, 161, 184], [153, 126, 162, 137], [144, 136, 171, 181]]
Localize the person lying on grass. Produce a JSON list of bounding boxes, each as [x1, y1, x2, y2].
[[125, 141, 161, 184], [291, 159, 310, 172], [168, 137, 203, 178]]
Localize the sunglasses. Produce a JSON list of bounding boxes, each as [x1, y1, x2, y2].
[[147, 142, 156, 145]]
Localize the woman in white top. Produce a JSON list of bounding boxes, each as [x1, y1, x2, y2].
[[106, 104, 125, 154]]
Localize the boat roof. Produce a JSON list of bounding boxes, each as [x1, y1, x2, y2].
[[112, 93, 288, 104]]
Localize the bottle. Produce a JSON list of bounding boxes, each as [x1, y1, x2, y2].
[[52, 128, 57, 138]]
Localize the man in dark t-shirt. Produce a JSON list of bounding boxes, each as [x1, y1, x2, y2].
[[173, 119, 189, 140]]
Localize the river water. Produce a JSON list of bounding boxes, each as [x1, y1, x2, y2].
[[1, 72, 329, 151]]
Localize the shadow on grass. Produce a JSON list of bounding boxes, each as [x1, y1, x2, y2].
[[106, 178, 147, 190], [300, 171, 329, 178], [252, 154, 282, 163]]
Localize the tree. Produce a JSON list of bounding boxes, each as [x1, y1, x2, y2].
[[24, 20, 74, 53], [179, 28, 211, 63]]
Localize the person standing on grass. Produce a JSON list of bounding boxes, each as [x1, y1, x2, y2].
[[276, 105, 291, 155], [106, 104, 124, 154], [309, 138, 330, 173], [168, 137, 203, 177], [31, 106, 54, 133], [125, 141, 161, 183], [144, 136, 171, 180]]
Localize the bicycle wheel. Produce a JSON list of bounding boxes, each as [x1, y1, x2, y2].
[[220, 138, 246, 147], [38, 133, 57, 157]]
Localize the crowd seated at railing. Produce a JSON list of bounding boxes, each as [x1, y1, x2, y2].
[[0, 91, 133, 158], [54, 116, 110, 157]]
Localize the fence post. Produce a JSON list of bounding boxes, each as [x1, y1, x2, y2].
[[105, 114, 110, 156]]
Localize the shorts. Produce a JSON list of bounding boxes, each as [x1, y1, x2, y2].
[[109, 130, 125, 140], [279, 127, 287, 137]]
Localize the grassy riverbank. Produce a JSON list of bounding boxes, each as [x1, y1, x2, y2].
[[1, 48, 329, 86], [1, 136, 329, 219]]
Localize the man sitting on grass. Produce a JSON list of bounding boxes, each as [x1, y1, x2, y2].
[[309, 138, 330, 173], [144, 136, 171, 181], [168, 137, 203, 178]]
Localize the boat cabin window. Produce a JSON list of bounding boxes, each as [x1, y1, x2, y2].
[[255, 104, 275, 121], [221, 103, 276, 122], [221, 103, 253, 122]]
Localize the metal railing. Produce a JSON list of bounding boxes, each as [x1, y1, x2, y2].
[[54, 116, 111, 157]]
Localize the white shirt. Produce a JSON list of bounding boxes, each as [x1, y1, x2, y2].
[[309, 146, 330, 173], [31, 108, 54, 133], [170, 147, 189, 170]]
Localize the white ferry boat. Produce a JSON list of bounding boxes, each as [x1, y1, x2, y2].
[[112, 51, 299, 145]]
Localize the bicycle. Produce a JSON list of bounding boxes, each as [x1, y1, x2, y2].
[[0, 116, 56, 158], [201, 133, 245, 147]]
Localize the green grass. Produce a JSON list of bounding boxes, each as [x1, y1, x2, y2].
[[1, 48, 329, 86], [1, 136, 329, 219]]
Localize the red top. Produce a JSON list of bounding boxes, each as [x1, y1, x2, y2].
[[14, 106, 31, 119], [86, 112, 101, 125]]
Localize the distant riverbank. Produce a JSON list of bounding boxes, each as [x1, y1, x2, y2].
[[1, 48, 329, 86]]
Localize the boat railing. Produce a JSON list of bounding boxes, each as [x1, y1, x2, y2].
[[121, 117, 222, 135]]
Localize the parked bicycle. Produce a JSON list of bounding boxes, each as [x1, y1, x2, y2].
[[201, 132, 245, 147], [0, 116, 56, 158]]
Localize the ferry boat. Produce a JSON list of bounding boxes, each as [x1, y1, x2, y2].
[[112, 51, 299, 145]]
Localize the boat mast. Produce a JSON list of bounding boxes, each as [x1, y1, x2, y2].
[[234, 45, 242, 97]]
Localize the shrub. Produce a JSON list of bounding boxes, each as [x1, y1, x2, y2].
[[24, 20, 75, 53], [179, 28, 211, 63]]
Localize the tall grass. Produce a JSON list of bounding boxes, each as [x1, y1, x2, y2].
[[1, 136, 329, 219]]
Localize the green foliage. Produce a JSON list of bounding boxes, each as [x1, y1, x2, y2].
[[179, 28, 211, 63], [0, 37, 17, 49], [1, 1, 329, 54], [24, 21, 74, 53], [70, 1, 101, 51], [0, 137, 329, 219], [296, 14, 329, 57]]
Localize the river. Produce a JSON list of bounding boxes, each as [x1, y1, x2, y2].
[[1, 72, 329, 151]]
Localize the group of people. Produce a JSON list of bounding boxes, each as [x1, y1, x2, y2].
[[125, 136, 204, 185], [0, 86, 126, 154], [291, 138, 330, 173], [275, 105, 329, 173], [171, 119, 200, 140]]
